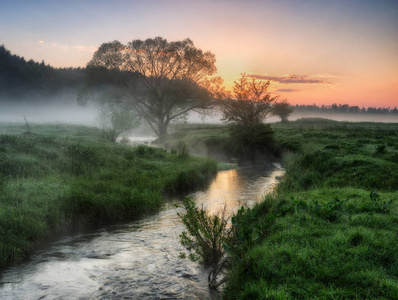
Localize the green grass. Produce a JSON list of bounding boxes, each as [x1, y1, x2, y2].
[[0, 123, 217, 267], [222, 119, 398, 299], [162, 119, 398, 298], [155, 123, 232, 161]]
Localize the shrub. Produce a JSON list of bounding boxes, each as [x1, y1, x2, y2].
[[177, 198, 233, 267], [176, 140, 190, 157], [228, 123, 277, 160]]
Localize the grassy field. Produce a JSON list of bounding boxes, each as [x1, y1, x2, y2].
[[224, 119, 398, 299], [0, 123, 217, 267], [166, 119, 398, 299]]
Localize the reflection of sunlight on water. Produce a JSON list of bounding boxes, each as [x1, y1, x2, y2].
[[0, 163, 284, 300], [190, 166, 285, 216]]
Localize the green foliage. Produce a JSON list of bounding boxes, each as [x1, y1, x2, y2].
[[221, 74, 277, 127], [228, 206, 274, 260], [176, 140, 190, 157], [375, 143, 387, 155], [272, 98, 294, 122], [0, 123, 217, 267], [177, 198, 233, 267], [65, 142, 99, 175], [228, 123, 278, 160], [97, 103, 141, 142], [274, 122, 398, 192], [223, 119, 398, 299], [370, 190, 380, 201], [220, 74, 279, 161], [224, 189, 398, 299]]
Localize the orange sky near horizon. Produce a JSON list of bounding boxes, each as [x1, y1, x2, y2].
[[1, 0, 397, 108]]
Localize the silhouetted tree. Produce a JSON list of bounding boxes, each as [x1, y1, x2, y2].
[[221, 74, 278, 160], [79, 37, 223, 136], [221, 73, 277, 126], [272, 98, 293, 122]]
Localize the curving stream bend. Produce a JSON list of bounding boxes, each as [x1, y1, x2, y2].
[[0, 163, 284, 299]]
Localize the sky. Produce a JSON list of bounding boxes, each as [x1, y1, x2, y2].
[[1, 0, 397, 108]]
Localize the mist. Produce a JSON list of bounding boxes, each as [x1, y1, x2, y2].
[[1, 100, 396, 135], [0, 97, 98, 126], [187, 110, 398, 124]]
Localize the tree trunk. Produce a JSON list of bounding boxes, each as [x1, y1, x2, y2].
[[158, 122, 168, 136]]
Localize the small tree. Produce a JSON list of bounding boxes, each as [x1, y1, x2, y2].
[[98, 103, 141, 142], [221, 74, 278, 159], [177, 198, 233, 289], [221, 73, 277, 127], [272, 98, 294, 122]]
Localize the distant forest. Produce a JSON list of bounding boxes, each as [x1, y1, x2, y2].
[[0, 45, 84, 102], [294, 103, 398, 115], [0, 45, 397, 115]]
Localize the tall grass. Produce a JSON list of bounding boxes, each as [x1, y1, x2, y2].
[[0, 123, 217, 267], [222, 119, 398, 299]]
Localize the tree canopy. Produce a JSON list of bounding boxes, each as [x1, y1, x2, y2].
[[221, 74, 279, 161], [79, 37, 223, 136], [0, 45, 84, 102], [221, 73, 278, 127], [272, 98, 294, 122]]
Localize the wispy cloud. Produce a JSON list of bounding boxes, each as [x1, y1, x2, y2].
[[275, 88, 298, 93], [248, 74, 333, 85]]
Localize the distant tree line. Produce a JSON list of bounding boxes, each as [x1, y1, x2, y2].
[[1, 44, 396, 118], [0, 45, 85, 102], [293, 103, 398, 114]]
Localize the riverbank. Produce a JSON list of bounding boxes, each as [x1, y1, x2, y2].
[[223, 119, 398, 298], [0, 123, 217, 267], [161, 119, 397, 298]]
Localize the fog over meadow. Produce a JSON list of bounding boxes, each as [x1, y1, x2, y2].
[[1, 96, 397, 135]]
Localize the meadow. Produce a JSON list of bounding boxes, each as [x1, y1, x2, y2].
[[0, 123, 217, 267], [1, 119, 397, 298], [165, 119, 398, 299]]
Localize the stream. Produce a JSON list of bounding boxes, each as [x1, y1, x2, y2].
[[0, 163, 284, 299]]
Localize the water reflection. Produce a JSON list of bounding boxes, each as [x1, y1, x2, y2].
[[192, 164, 284, 215], [0, 163, 284, 299]]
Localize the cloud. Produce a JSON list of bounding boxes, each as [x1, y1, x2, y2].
[[38, 40, 44, 44], [274, 88, 298, 93], [248, 74, 332, 84]]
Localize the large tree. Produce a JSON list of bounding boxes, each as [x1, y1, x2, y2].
[[79, 37, 222, 136]]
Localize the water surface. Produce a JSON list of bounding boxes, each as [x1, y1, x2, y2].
[[0, 163, 284, 299]]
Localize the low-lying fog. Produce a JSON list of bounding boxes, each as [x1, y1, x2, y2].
[[185, 111, 398, 124], [1, 100, 397, 131], [0, 100, 99, 126]]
